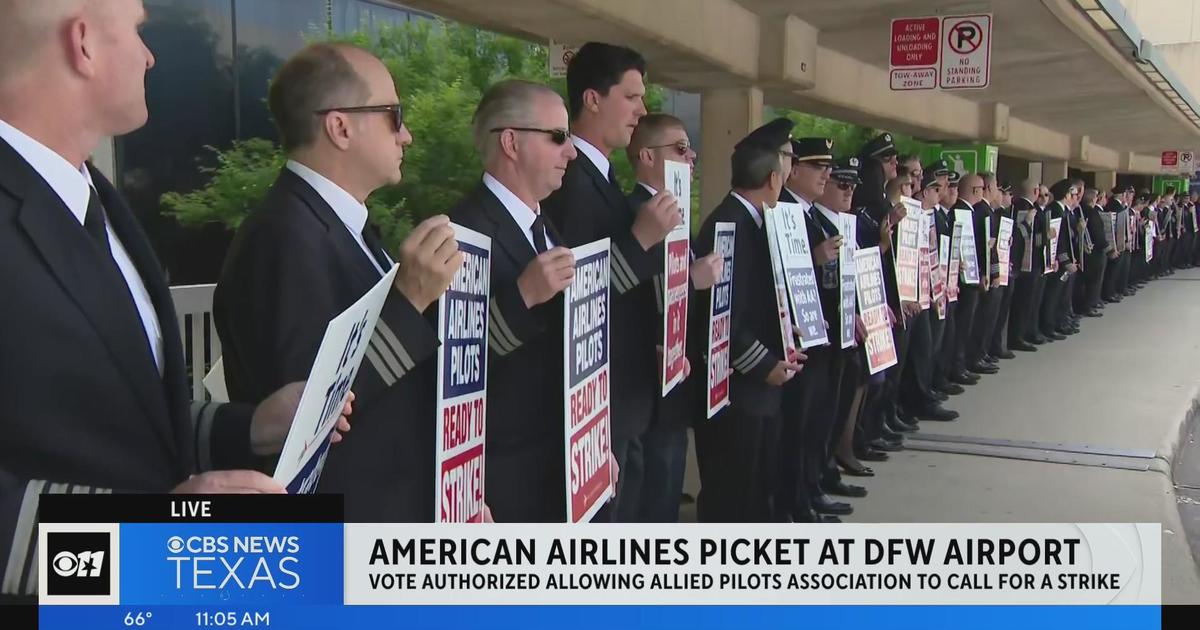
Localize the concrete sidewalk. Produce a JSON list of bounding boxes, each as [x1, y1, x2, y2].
[[682, 267, 1200, 604]]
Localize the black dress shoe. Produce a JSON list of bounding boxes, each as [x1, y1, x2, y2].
[[817, 514, 843, 523], [1011, 341, 1037, 352], [836, 457, 875, 477], [822, 481, 868, 498], [890, 414, 920, 430], [886, 419, 917, 434], [870, 437, 904, 452], [916, 405, 959, 422], [879, 428, 905, 445], [1029, 335, 1047, 345], [932, 391, 949, 402], [950, 372, 978, 385], [968, 363, 998, 375], [938, 382, 965, 395], [1083, 310, 1103, 318], [856, 448, 890, 462], [993, 349, 1016, 360], [1048, 331, 1067, 340], [982, 355, 999, 365], [813, 495, 854, 516]]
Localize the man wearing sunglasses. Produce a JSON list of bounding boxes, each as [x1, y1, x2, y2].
[[625, 113, 725, 522], [443, 79, 593, 522], [543, 42, 683, 522], [214, 43, 466, 522]]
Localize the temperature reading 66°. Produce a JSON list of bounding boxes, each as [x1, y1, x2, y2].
[[124, 611, 153, 626]]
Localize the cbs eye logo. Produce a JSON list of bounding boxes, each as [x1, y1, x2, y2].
[[45, 532, 111, 596]]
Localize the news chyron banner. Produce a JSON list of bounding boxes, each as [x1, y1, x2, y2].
[[661, 160, 691, 396], [273, 265, 399, 494], [434, 224, 490, 523], [896, 197, 921, 302], [956, 208, 981, 285], [768, 203, 827, 349], [36, 495, 1162, 628], [706, 222, 736, 419], [563, 238, 614, 523], [854, 247, 898, 375], [838, 214, 858, 350], [997, 216, 1014, 287]]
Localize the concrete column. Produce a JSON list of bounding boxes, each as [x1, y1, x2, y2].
[[1095, 170, 1118, 192], [700, 87, 763, 217], [90, 136, 117, 183], [1042, 159, 1069, 183]]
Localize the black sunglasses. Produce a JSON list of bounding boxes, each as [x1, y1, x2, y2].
[[490, 127, 570, 145], [314, 103, 404, 132], [647, 140, 692, 156], [835, 181, 856, 191]]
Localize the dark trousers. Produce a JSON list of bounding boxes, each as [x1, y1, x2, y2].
[[970, 286, 1003, 363], [487, 438, 567, 522], [1085, 252, 1107, 310], [694, 406, 777, 522], [927, 307, 947, 384], [597, 433, 641, 522], [1056, 272, 1076, 329], [632, 395, 691, 522], [1121, 252, 1135, 289], [1026, 272, 1047, 340], [990, 282, 1015, 355], [1102, 256, 1120, 300], [778, 347, 837, 520], [1039, 270, 1066, 335], [954, 287, 980, 372], [1008, 272, 1037, 345], [935, 301, 958, 385], [900, 310, 937, 412], [876, 315, 912, 432]]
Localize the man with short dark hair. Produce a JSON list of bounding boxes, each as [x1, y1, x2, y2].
[[215, 42, 463, 522], [692, 118, 805, 522], [543, 42, 682, 521]]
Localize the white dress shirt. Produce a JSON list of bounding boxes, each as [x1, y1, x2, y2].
[[572, 135, 611, 181], [814, 202, 842, 236], [0, 118, 164, 372], [286, 160, 390, 277], [483, 172, 554, 252]]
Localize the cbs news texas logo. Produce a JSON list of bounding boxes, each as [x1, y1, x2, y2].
[[39, 523, 121, 604]]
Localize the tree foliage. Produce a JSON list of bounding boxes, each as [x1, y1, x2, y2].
[[161, 19, 663, 250]]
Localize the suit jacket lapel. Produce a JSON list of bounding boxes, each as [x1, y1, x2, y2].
[[0, 140, 176, 457], [577, 155, 630, 219], [475, 184, 539, 273], [278, 169, 382, 287], [88, 164, 188, 465]]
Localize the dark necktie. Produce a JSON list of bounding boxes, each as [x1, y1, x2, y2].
[[531, 214, 548, 254], [360, 223, 393, 274], [607, 165, 620, 191], [84, 187, 112, 257]]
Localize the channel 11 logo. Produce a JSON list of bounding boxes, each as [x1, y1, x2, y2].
[[46, 532, 111, 596]]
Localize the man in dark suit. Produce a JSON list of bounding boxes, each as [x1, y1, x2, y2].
[[214, 44, 462, 522], [446, 80, 584, 521], [777, 136, 850, 522], [988, 182, 1018, 360], [968, 172, 1004, 370], [1038, 180, 1078, 341], [542, 43, 681, 520], [692, 118, 805, 523], [1081, 188, 1112, 317], [1008, 180, 1041, 351], [1, 0, 346, 598], [625, 113, 724, 522]]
